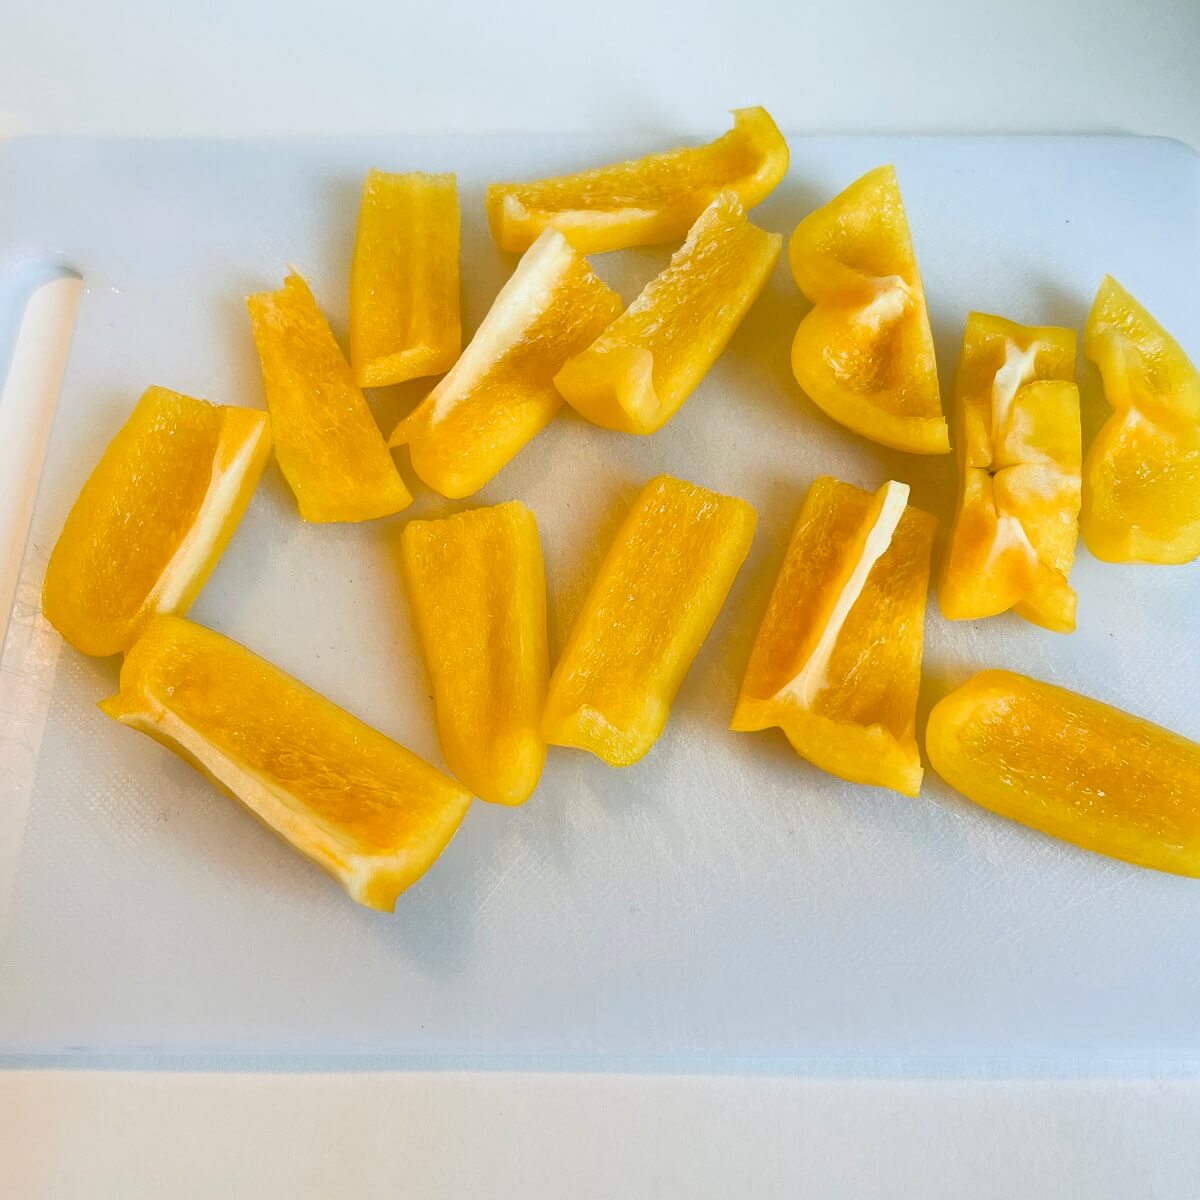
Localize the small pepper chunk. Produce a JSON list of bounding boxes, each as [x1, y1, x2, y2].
[[247, 272, 412, 523], [401, 502, 549, 807], [42, 387, 271, 657], [1082, 276, 1200, 564], [789, 165, 948, 454], [487, 107, 789, 254], [732, 476, 935, 796], [543, 475, 757, 766], [389, 228, 622, 498], [554, 191, 782, 434], [927, 670, 1200, 877], [940, 313, 1081, 632], [101, 615, 473, 911], [349, 170, 461, 388]]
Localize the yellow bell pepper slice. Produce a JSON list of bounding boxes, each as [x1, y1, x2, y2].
[[389, 228, 622, 498], [1082, 276, 1200, 564], [247, 272, 412, 523], [101, 615, 473, 910], [349, 169, 461, 388], [486, 107, 789, 254], [927, 669, 1200, 877], [939, 313, 1081, 632], [543, 475, 757, 766], [553, 191, 782, 434], [401, 501, 548, 807], [732, 476, 935, 796], [788, 165, 948, 454], [42, 387, 271, 658]]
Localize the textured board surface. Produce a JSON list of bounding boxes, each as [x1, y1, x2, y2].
[[1, 134, 1198, 1060]]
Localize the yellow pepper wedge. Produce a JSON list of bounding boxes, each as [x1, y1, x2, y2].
[[349, 170, 461, 388], [487, 107, 789, 254], [789, 165, 948, 454], [940, 313, 1081, 632], [247, 272, 412, 523], [1081, 276, 1200, 564], [43, 387, 271, 658], [400, 502, 548, 807], [543, 475, 757, 766], [927, 670, 1200, 878], [389, 228, 622, 498], [732, 476, 935, 796], [101, 615, 473, 911], [553, 191, 781, 434]]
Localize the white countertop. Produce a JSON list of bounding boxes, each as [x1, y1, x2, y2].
[[3, 1, 1199, 1195]]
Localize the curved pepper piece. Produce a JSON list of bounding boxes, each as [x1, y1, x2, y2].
[[486, 107, 789, 254], [101, 616, 473, 911], [554, 191, 782, 434], [349, 169, 462, 388], [247, 273, 412, 522], [389, 228, 622, 498], [788, 166, 948, 454], [401, 502, 548, 806], [732, 476, 935, 796], [1081, 276, 1200, 564], [543, 475, 757, 767], [43, 387, 271, 658], [927, 670, 1200, 877], [940, 313, 1081, 632]]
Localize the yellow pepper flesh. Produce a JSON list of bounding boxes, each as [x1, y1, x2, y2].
[[543, 475, 757, 766], [247, 273, 412, 523], [486, 107, 789, 254], [401, 502, 548, 807], [349, 170, 462, 388], [554, 190, 782, 434], [927, 670, 1200, 878], [940, 313, 1081, 632], [389, 228, 622, 498], [732, 476, 935, 796], [1082, 276, 1200, 564], [101, 616, 473, 911]]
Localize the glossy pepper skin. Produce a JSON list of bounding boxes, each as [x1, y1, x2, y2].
[[42, 387, 272, 658], [101, 616, 473, 911], [1081, 276, 1200, 564], [543, 475, 757, 767], [246, 273, 412, 522], [554, 190, 781, 435], [788, 165, 948, 454], [732, 476, 935, 796], [486, 107, 789, 254], [927, 670, 1200, 878], [940, 313, 1081, 632], [389, 228, 622, 498], [400, 502, 549, 807], [349, 169, 462, 388]]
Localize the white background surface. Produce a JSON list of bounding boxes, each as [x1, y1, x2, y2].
[[3, 0, 1200, 1195]]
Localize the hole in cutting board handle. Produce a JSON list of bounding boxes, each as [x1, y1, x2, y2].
[[0, 260, 83, 646]]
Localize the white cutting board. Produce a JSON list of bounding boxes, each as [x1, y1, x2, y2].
[[1, 134, 1198, 1062]]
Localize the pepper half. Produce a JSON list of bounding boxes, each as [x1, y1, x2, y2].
[[349, 169, 461, 388], [401, 501, 548, 807], [788, 166, 948, 454], [389, 228, 622, 498], [247, 272, 412, 522], [732, 476, 935, 796], [939, 313, 1081, 632], [487, 107, 789, 254], [1081, 276, 1200, 564], [554, 191, 781, 434], [543, 475, 757, 766], [927, 670, 1200, 877]]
